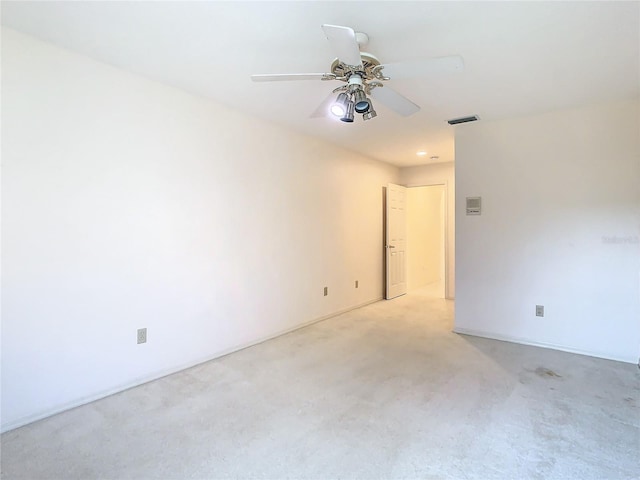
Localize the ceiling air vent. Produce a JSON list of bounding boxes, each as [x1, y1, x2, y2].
[[447, 115, 479, 125]]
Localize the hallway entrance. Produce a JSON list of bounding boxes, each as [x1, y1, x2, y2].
[[406, 185, 445, 298]]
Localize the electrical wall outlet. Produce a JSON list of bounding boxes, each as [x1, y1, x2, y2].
[[324, 287, 328, 296], [355, 280, 359, 288], [536, 305, 544, 317], [137, 328, 147, 344]]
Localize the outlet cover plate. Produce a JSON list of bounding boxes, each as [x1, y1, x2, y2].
[[137, 328, 147, 344]]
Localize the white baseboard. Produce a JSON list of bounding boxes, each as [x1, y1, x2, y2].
[[1, 297, 382, 433], [453, 327, 637, 365]]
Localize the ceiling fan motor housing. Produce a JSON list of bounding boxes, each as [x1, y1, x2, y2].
[[330, 52, 381, 82]]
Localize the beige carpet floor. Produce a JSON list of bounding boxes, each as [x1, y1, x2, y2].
[[1, 287, 639, 479]]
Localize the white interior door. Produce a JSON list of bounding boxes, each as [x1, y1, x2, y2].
[[386, 183, 407, 299]]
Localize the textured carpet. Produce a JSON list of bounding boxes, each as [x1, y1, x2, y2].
[[1, 287, 639, 479]]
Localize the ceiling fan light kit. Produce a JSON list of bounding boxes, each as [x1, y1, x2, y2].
[[332, 75, 376, 122], [251, 24, 464, 123], [352, 89, 370, 113], [341, 100, 355, 123], [363, 109, 377, 121], [331, 92, 350, 116]]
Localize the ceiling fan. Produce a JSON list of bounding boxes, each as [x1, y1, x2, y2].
[[250, 24, 464, 123]]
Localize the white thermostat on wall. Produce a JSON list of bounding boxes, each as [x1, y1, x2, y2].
[[466, 196, 481, 215]]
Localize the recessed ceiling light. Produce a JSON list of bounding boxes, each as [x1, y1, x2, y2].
[[416, 151, 428, 156]]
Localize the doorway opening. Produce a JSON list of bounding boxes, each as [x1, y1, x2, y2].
[[406, 185, 446, 299]]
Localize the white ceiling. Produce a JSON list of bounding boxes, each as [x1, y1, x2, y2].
[[2, 1, 639, 167]]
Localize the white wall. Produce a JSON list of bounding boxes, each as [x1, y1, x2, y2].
[[454, 99, 640, 363], [400, 163, 455, 298], [406, 186, 444, 291], [0, 28, 399, 431]]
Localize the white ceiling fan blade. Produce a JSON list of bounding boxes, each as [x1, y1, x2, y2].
[[370, 87, 420, 117], [251, 73, 332, 82], [321, 24, 362, 67], [380, 55, 464, 80]]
